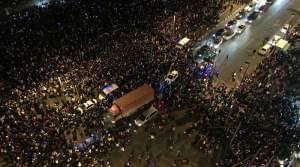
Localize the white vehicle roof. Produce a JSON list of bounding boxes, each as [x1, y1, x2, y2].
[[83, 99, 97, 107], [143, 105, 158, 116], [135, 105, 158, 126], [283, 24, 290, 28], [262, 44, 272, 50], [273, 35, 281, 41], [85, 100, 93, 106], [171, 70, 178, 75]]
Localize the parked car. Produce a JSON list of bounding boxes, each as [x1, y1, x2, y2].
[[267, 35, 281, 46], [236, 24, 246, 34], [258, 5, 267, 13], [211, 36, 223, 49], [225, 19, 238, 30], [135, 106, 158, 127], [223, 31, 235, 40], [246, 11, 260, 23], [165, 70, 179, 84], [258, 44, 272, 55], [236, 10, 246, 20], [280, 24, 290, 34], [74, 99, 97, 114], [213, 28, 226, 38], [83, 99, 98, 110]]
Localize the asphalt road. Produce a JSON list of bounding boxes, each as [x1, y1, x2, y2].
[[211, 0, 300, 85]]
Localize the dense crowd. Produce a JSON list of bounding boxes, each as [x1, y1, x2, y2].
[[0, 0, 299, 166]]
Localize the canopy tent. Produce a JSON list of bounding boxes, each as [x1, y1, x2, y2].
[[178, 37, 190, 46], [102, 83, 119, 95], [176, 37, 191, 49], [276, 39, 289, 49]]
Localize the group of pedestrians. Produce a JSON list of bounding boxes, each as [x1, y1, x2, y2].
[[179, 35, 300, 166], [0, 0, 299, 166]]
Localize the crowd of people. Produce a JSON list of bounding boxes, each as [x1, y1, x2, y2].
[[0, 0, 299, 166]]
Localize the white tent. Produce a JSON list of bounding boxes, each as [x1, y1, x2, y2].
[[177, 37, 190, 46], [276, 39, 288, 49]]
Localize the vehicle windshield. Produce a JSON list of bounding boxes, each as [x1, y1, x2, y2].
[[214, 38, 221, 44], [225, 31, 234, 36], [228, 20, 235, 25], [216, 29, 224, 36], [168, 75, 174, 79], [139, 114, 147, 121]]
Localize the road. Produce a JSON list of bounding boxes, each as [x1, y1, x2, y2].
[[210, 0, 300, 86]]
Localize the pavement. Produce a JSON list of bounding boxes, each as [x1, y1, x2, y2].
[[210, 0, 300, 87]]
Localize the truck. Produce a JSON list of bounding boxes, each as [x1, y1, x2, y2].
[[104, 84, 155, 124]]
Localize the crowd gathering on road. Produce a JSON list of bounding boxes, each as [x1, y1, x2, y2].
[[0, 0, 299, 166]]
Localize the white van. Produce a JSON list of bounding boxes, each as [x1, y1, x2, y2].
[[258, 44, 272, 55], [83, 99, 97, 110]]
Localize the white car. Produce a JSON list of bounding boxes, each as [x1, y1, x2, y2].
[[236, 24, 246, 34], [83, 99, 97, 110], [211, 37, 223, 49], [165, 70, 178, 84], [267, 35, 281, 46], [280, 24, 290, 34], [134, 106, 158, 127], [258, 44, 272, 55], [223, 31, 235, 40]]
